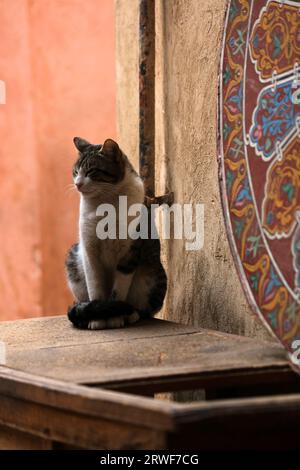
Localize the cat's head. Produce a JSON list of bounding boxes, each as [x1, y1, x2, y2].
[[72, 137, 126, 196]]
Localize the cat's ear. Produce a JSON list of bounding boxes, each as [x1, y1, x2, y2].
[[101, 139, 121, 158], [73, 137, 91, 153]]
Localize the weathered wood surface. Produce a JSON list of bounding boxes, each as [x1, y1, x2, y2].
[[0, 366, 174, 431], [0, 316, 300, 449], [0, 366, 171, 449], [139, 0, 155, 196], [0, 424, 51, 450], [169, 393, 300, 449], [0, 316, 290, 388], [0, 366, 299, 449]]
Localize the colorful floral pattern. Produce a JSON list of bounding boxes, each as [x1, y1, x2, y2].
[[262, 137, 300, 238], [249, 80, 300, 160], [250, 1, 300, 81], [219, 0, 300, 364]]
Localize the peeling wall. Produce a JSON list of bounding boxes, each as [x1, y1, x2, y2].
[[116, 0, 271, 340]]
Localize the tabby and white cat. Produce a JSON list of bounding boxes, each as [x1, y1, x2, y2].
[[66, 137, 167, 329]]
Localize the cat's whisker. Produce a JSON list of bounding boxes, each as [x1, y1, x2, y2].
[[65, 189, 78, 199], [65, 184, 77, 194]]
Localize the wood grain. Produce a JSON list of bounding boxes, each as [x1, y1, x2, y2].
[[0, 366, 174, 431], [0, 395, 165, 449], [0, 316, 289, 387], [0, 424, 51, 450], [0, 316, 197, 349], [0, 316, 300, 449]]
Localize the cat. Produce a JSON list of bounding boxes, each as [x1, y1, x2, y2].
[[66, 137, 167, 329]]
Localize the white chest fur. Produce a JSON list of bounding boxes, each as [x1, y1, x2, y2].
[[77, 171, 144, 301]]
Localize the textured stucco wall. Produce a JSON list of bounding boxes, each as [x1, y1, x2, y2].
[[116, 0, 271, 340], [116, 0, 139, 170]]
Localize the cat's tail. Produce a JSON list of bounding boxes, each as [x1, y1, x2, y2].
[[68, 300, 141, 330]]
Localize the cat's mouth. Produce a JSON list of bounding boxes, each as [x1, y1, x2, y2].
[[75, 186, 94, 195]]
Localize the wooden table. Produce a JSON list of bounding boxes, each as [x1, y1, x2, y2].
[[0, 316, 300, 449]]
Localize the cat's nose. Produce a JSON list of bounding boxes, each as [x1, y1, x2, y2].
[[75, 181, 84, 190], [74, 175, 85, 191]]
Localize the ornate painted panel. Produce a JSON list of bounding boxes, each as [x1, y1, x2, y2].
[[219, 0, 300, 370]]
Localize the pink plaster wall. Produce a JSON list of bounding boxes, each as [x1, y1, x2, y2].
[[0, 0, 116, 319]]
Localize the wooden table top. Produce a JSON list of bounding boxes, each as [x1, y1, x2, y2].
[[0, 315, 289, 387], [1, 316, 300, 449]]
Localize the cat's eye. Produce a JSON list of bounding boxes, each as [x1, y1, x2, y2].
[[85, 169, 95, 177], [86, 169, 113, 178]]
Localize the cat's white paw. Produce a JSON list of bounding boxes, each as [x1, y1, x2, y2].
[[128, 311, 140, 325], [88, 319, 106, 330], [87, 312, 140, 330], [107, 316, 125, 328]]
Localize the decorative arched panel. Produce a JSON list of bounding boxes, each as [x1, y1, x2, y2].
[[219, 0, 300, 370]]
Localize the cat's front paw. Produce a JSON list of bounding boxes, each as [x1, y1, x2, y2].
[[87, 317, 124, 330], [67, 300, 141, 330], [67, 302, 90, 329], [88, 311, 140, 330]]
